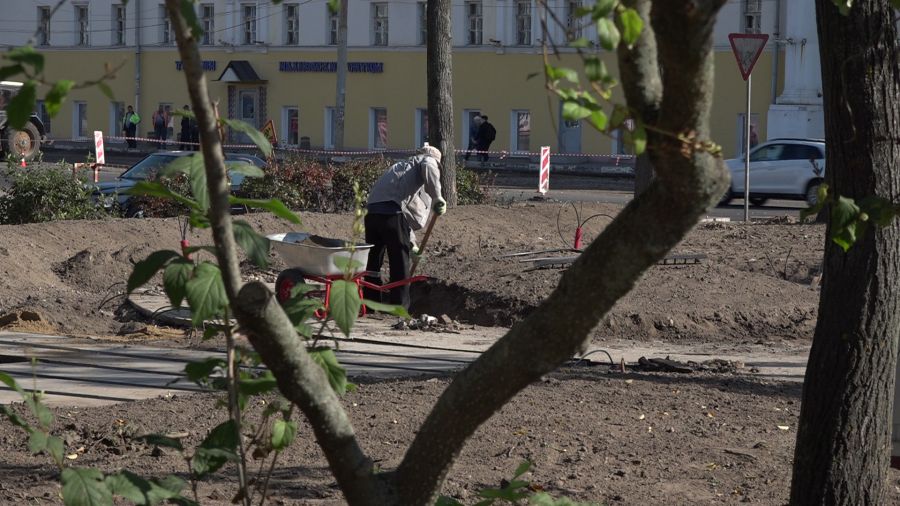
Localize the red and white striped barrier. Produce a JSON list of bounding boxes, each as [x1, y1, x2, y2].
[[539, 146, 550, 194]]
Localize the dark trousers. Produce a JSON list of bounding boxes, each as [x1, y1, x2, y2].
[[363, 213, 411, 308], [155, 125, 166, 148], [125, 125, 137, 148]]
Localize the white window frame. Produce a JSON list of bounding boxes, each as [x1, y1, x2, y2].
[[511, 110, 531, 153], [515, 1, 532, 46], [373, 3, 389, 46], [75, 4, 90, 46], [417, 2, 427, 46], [415, 108, 428, 148], [110, 101, 125, 138], [38, 6, 51, 46], [466, 2, 483, 46], [73, 101, 88, 139], [282, 106, 299, 146], [743, 0, 762, 34], [160, 5, 173, 45], [324, 106, 336, 148], [201, 4, 214, 45], [284, 4, 299, 45], [36, 100, 51, 135], [328, 9, 338, 45], [113, 4, 127, 46], [242, 4, 257, 45], [566, 0, 583, 40], [369, 107, 388, 150]]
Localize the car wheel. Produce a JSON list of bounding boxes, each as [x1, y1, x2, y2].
[[718, 188, 733, 206], [750, 196, 768, 207], [806, 181, 822, 206], [6, 122, 41, 162]]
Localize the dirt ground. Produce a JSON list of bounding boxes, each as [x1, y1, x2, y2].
[[3, 202, 898, 504]]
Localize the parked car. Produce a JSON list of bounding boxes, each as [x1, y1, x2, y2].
[[721, 139, 826, 206], [91, 150, 265, 216]]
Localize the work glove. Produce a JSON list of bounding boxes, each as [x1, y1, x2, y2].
[[433, 197, 447, 216], [411, 244, 421, 257]]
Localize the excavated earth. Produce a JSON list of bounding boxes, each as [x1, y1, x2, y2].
[[1, 203, 898, 504]]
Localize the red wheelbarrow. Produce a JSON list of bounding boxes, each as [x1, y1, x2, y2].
[[268, 232, 426, 317]]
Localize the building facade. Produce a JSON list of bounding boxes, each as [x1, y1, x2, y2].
[[0, 0, 816, 157]]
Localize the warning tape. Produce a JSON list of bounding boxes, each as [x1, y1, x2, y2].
[[70, 135, 636, 165]]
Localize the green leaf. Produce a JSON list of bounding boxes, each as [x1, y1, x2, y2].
[[833, 0, 853, 15], [228, 197, 302, 224], [0, 371, 24, 395], [617, 7, 644, 47], [568, 37, 590, 48], [44, 80, 75, 117], [136, 434, 185, 452], [271, 419, 297, 450], [28, 429, 49, 454], [6, 80, 37, 130], [184, 262, 227, 326], [0, 64, 24, 82], [8, 46, 44, 74], [544, 65, 579, 84], [800, 184, 829, 221], [126, 181, 200, 210], [185, 357, 226, 385], [592, 0, 618, 19], [361, 299, 409, 318], [61, 467, 112, 506], [513, 460, 532, 479], [96, 82, 115, 101], [562, 101, 592, 122], [128, 250, 181, 293], [327, 0, 340, 15], [163, 258, 193, 308], [332, 255, 363, 272], [435, 497, 464, 506], [227, 162, 264, 178], [830, 195, 864, 251], [330, 279, 360, 336], [587, 110, 608, 131], [309, 347, 350, 394], [624, 122, 647, 155], [162, 153, 209, 211], [25, 394, 54, 427], [220, 118, 273, 157], [180, 0, 204, 39], [583, 57, 608, 83], [104, 471, 187, 505], [858, 195, 897, 227], [233, 220, 270, 268], [192, 420, 239, 476], [0, 405, 31, 430], [46, 435, 64, 464], [238, 372, 278, 396], [609, 105, 629, 129], [596, 17, 621, 51]]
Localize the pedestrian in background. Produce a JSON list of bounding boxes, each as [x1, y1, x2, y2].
[[152, 105, 167, 149], [122, 105, 140, 149], [476, 114, 496, 162], [180, 105, 192, 150], [464, 114, 482, 161]]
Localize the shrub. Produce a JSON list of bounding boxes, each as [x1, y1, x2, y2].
[[330, 156, 386, 211], [456, 167, 492, 205], [128, 172, 193, 217], [0, 164, 106, 224], [241, 156, 333, 212]]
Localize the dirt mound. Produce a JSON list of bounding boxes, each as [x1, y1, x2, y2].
[[53, 248, 138, 292], [0, 309, 56, 334]]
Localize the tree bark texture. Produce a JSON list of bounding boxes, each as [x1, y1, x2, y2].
[[617, 0, 661, 197], [790, 1, 900, 504], [426, 0, 457, 206], [395, 2, 729, 503]]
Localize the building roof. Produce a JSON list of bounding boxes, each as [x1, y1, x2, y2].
[[217, 60, 266, 83]]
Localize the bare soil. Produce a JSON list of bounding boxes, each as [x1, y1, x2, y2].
[[3, 203, 897, 505]]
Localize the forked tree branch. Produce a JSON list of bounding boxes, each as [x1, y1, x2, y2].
[[394, 1, 729, 504]]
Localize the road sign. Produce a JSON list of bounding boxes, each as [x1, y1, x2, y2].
[[262, 119, 278, 148], [93, 131, 105, 166], [539, 146, 550, 194], [728, 33, 769, 81]]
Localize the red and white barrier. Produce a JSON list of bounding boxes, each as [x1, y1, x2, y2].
[[539, 146, 550, 194], [93, 131, 105, 166]]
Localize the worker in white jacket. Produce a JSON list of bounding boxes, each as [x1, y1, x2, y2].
[[364, 143, 447, 308]]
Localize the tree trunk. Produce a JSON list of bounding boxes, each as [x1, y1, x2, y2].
[[790, 1, 900, 504], [426, 0, 457, 206], [334, 0, 348, 150]]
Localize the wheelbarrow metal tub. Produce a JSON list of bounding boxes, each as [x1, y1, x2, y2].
[[267, 232, 372, 276]]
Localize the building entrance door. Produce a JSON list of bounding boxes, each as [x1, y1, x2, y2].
[[238, 89, 258, 143], [558, 103, 581, 153]]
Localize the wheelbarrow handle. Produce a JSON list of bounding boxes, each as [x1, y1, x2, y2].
[[409, 213, 438, 277]]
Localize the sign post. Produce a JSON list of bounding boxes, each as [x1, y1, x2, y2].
[[728, 33, 769, 222], [93, 130, 105, 183], [539, 146, 550, 195]]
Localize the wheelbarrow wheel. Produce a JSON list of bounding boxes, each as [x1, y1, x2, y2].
[[275, 268, 306, 304]]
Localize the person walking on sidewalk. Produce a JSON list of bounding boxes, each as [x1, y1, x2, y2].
[[152, 105, 168, 149], [464, 114, 482, 161], [475, 114, 496, 162], [180, 105, 192, 150], [122, 105, 140, 149], [363, 143, 447, 308]]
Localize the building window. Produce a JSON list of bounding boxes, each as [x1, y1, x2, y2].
[[284, 4, 299, 45], [36, 100, 51, 135], [565, 1, 582, 40], [113, 5, 126, 46], [160, 5, 173, 44], [512, 110, 531, 152], [743, 0, 761, 34], [283, 107, 299, 145], [373, 3, 389, 46], [74, 101, 88, 138], [418, 2, 427, 46], [110, 101, 125, 137], [75, 5, 89, 46], [466, 2, 482, 45], [201, 4, 214, 45], [328, 9, 338, 45], [242, 4, 257, 44], [371, 108, 388, 149], [325, 107, 336, 148], [38, 6, 51, 46], [516, 1, 532, 46], [415, 108, 429, 147]]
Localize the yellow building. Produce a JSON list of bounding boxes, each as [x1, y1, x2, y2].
[[2, 1, 800, 158]]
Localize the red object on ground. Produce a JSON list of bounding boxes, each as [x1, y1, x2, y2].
[[180, 239, 191, 260], [275, 270, 427, 319], [20, 158, 26, 168], [574, 226, 584, 250]]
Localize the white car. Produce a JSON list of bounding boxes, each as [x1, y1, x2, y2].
[[722, 139, 826, 206]]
